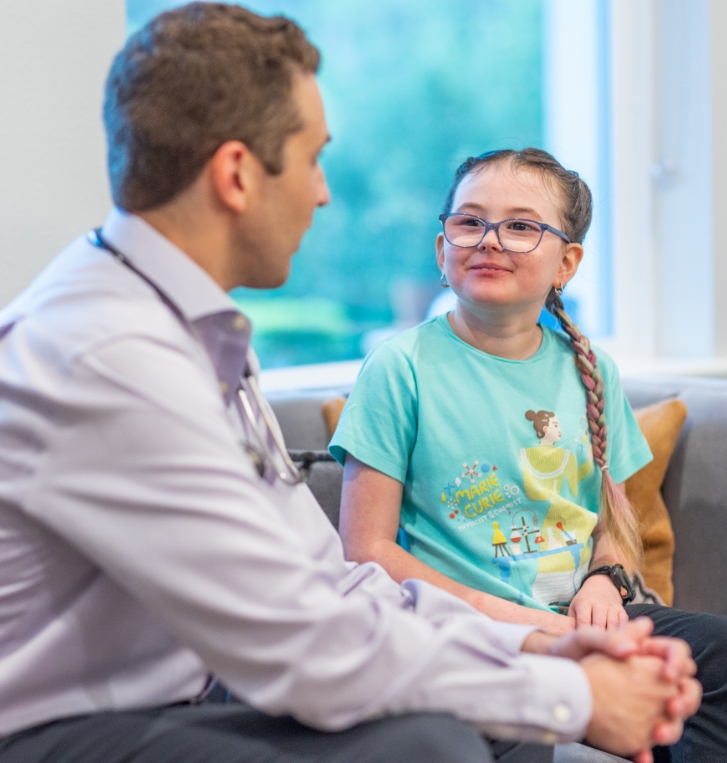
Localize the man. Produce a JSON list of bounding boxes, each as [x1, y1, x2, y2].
[[0, 4, 699, 763]]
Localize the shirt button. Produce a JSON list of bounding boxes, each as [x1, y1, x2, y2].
[[219, 381, 229, 393], [232, 315, 248, 330], [553, 703, 571, 723]]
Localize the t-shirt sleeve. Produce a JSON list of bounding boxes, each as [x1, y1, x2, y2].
[[329, 341, 417, 483], [598, 349, 653, 485]]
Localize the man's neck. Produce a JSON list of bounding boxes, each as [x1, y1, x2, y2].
[[137, 193, 237, 291]]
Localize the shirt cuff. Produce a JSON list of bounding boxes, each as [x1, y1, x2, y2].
[[400, 579, 538, 656], [475, 653, 592, 744]]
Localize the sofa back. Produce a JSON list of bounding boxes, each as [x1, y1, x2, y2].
[[269, 376, 727, 616]]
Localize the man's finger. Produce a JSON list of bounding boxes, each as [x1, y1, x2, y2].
[[652, 718, 684, 747], [624, 617, 655, 638], [666, 677, 702, 720], [639, 637, 695, 681]]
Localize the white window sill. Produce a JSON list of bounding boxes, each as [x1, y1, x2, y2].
[[259, 355, 727, 398]]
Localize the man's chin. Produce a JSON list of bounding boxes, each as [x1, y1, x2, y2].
[[236, 267, 291, 291]]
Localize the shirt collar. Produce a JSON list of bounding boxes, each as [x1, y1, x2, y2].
[[101, 207, 241, 323], [101, 207, 252, 399]]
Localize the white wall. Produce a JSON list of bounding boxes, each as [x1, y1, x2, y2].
[[713, 0, 727, 358], [563, 0, 726, 374], [0, 0, 126, 308]]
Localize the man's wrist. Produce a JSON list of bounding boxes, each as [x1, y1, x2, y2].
[[521, 629, 559, 655]]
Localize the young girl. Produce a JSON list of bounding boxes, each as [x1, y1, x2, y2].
[[331, 148, 648, 635], [330, 149, 727, 761]]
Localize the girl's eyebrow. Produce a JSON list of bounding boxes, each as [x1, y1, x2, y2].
[[508, 206, 543, 220], [455, 202, 544, 220]]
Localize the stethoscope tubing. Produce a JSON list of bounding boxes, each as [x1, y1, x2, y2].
[[87, 228, 303, 486]]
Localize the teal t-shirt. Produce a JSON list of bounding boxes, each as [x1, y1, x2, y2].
[[330, 315, 652, 612]]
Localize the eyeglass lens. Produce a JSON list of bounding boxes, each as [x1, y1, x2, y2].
[[443, 215, 543, 252]]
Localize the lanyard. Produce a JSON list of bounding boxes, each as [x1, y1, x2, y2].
[[87, 228, 304, 486]]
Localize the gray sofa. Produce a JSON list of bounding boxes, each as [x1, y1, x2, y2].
[[269, 375, 727, 617]]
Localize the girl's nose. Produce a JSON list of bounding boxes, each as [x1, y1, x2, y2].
[[478, 227, 502, 251]]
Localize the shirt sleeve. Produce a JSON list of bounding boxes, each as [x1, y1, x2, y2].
[[597, 348, 653, 485], [24, 334, 592, 742], [329, 340, 418, 482]]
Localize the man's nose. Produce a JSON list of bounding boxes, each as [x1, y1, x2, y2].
[[317, 167, 331, 207]]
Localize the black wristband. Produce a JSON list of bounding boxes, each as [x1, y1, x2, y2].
[[580, 563, 636, 604]]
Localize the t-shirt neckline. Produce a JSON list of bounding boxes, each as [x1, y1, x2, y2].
[[435, 312, 553, 365]]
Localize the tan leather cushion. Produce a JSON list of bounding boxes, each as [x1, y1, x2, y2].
[[322, 397, 347, 439], [626, 399, 688, 606]]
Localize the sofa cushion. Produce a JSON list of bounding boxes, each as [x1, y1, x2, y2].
[[626, 400, 687, 605]]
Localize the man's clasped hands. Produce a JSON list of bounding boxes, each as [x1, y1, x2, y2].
[[523, 617, 701, 762]]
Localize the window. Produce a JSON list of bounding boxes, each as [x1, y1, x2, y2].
[[127, 0, 545, 368]]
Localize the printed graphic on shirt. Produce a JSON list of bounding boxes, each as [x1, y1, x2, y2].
[[436, 408, 596, 608], [520, 409, 595, 605], [440, 464, 516, 525]]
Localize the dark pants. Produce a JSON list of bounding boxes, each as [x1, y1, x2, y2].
[[627, 604, 727, 763], [0, 697, 553, 763]]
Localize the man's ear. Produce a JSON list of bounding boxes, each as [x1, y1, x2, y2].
[[557, 242, 584, 287], [208, 140, 263, 214]]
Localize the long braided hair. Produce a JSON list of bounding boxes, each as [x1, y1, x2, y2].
[[443, 148, 642, 569]]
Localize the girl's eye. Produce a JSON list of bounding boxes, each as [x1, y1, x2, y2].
[[461, 217, 484, 228], [505, 220, 540, 233]]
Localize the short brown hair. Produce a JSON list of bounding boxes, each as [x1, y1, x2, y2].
[[103, 2, 320, 212]]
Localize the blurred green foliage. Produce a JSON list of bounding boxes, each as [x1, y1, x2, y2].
[[128, 0, 544, 367]]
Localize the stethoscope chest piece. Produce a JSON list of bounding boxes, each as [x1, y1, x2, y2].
[[241, 442, 266, 479]]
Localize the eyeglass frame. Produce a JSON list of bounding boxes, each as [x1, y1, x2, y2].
[[438, 212, 571, 253]]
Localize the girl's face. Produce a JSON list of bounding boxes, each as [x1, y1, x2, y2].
[[436, 163, 583, 317]]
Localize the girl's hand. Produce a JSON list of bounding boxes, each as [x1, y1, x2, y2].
[[569, 574, 628, 630]]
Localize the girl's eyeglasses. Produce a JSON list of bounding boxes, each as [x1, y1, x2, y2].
[[439, 213, 571, 253]]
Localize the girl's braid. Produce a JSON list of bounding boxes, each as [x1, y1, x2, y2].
[[546, 289, 642, 569], [546, 292, 608, 469]]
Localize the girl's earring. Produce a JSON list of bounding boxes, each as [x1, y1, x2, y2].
[[553, 283, 563, 296], [440, 272, 450, 288]]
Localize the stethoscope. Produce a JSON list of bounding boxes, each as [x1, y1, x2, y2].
[[87, 228, 306, 486]]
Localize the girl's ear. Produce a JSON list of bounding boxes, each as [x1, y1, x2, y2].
[[436, 232, 446, 272], [556, 242, 584, 287]]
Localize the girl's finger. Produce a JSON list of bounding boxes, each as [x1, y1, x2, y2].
[[605, 606, 622, 631], [574, 601, 593, 629], [590, 602, 608, 629]]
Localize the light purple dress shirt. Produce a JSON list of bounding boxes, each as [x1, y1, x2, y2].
[[0, 208, 592, 741]]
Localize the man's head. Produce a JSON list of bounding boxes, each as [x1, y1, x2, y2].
[[103, 2, 330, 290], [104, 2, 320, 211]]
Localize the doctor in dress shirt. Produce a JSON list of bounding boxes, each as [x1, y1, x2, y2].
[[0, 4, 699, 763]]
